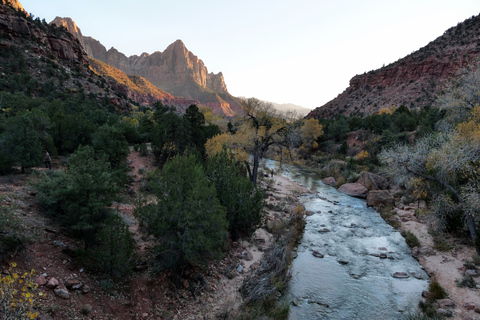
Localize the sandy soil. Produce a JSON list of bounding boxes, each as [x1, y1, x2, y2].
[[395, 204, 480, 320]]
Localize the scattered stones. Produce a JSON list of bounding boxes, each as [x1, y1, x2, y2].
[[337, 260, 349, 265], [53, 240, 67, 247], [437, 299, 456, 309], [35, 274, 47, 286], [312, 250, 324, 258], [242, 250, 254, 261], [65, 279, 82, 290], [465, 269, 478, 277], [318, 228, 330, 233], [305, 210, 314, 216], [464, 303, 475, 311], [54, 287, 70, 299], [392, 272, 409, 279], [437, 308, 453, 317], [379, 253, 388, 259], [81, 285, 91, 294], [421, 290, 430, 298], [46, 277, 59, 289]]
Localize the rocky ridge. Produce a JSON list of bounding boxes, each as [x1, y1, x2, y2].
[[308, 13, 480, 119], [52, 17, 242, 117]]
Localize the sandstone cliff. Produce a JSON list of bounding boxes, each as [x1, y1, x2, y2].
[[307, 14, 480, 119], [0, 0, 27, 16], [0, 5, 87, 65], [52, 17, 241, 117]]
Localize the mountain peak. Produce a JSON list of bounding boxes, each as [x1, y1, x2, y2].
[[1, 0, 28, 15]]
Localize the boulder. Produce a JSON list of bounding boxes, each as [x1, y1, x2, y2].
[[357, 172, 389, 190], [338, 183, 368, 198], [322, 177, 336, 186], [367, 190, 395, 207]]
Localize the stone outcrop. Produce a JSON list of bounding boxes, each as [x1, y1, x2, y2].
[[338, 183, 368, 198], [307, 14, 480, 119], [0, 4, 88, 65], [357, 172, 389, 191], [366, 190, 395, 207], [52, 17, 241, 116], [0, 0, 27, 15]]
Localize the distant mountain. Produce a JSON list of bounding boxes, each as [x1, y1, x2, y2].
[[307, 13, 480, 119], [268, 101, 311, 116], [52, 17, 242, 117]]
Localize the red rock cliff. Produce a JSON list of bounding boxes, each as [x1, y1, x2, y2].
[[307, 14, 480, 119]]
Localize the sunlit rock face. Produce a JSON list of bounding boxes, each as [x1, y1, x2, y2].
[[0, 0, 27, 15], [52, 17, 241, 116], [307, 14, 480, 119]]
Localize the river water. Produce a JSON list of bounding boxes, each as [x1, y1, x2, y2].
[[268, 163, 428, 319]]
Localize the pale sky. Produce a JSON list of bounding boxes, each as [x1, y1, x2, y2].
[[20, 0, 480, 109]]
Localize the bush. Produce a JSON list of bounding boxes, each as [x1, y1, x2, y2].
[[35, 146, 121, 249], [139, 142, 148, 157], [0, 198, 27, 260], [93, 213, 135, 278], [135, 154, 227, 269], [205, 150, 263, 237], [433, 235, 450, 252], [426, 278, 447, 303], [402, 230, 421, 248], [456, 275, 476, 288]]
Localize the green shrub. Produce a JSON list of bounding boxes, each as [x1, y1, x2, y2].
[[402, 230, 421, 248], [0, 197, 27, 260], [205, 150, 264, 237], [456, 275, 476, 288], [472, 254, 480, 266], [427, 278, 447, 303], [433, 235, 450, 252], [139, 142, 148, 157], [133, 144, 139, 152], [93, 213, 135, 279], [35, 146, 121, 249]]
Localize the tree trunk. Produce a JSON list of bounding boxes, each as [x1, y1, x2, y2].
[[251, 156, 259, 186]]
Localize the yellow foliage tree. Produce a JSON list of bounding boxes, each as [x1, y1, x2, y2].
[[300, 118, 323, 151], [206, 98, 289, 185]]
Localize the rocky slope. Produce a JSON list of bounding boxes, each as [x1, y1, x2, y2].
[[52, 17, 242, 117], [308, 14, 480, 119]]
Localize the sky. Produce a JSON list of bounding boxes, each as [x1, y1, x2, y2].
[[20, 0, 480, 110]]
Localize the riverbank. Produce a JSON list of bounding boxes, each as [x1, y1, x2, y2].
[[393, 203, 480, 320]]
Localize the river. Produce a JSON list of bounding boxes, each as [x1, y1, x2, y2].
[[268, 163, 429, 319]]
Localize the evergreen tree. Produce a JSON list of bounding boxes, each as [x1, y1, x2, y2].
[[1, 112, 43, 172], [36, 146, 120, 249], [135, 153, 227, 269], [205, 149, 264, 238]]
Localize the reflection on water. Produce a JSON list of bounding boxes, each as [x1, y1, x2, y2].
[[266, 161, 428, 320]]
